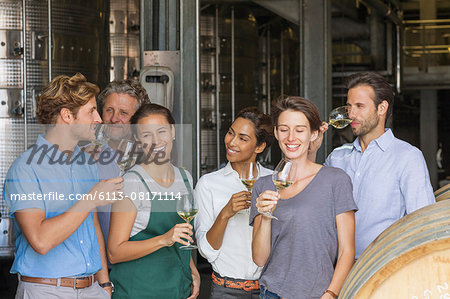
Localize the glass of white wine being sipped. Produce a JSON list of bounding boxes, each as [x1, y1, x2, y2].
[[328, 106, 352, 129], [264, 158, 297, 220], [176, 193, 198, 250], [92, 124, 109, 147], [116, 139, 137, 173], [238, 162, 258, 215]]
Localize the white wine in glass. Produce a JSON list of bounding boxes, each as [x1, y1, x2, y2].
[[92, 124, 109, 147], [116, 139, 137, 172], [239, 162, 258, 215], [273, 180, 294, 191], [176, 193, 198, 250], [264, 158, 297, 220], [272, 158, 296, 195], [240, 162, 258, 191], [177, 210, 198, 223], [328, 106, 352, 129]]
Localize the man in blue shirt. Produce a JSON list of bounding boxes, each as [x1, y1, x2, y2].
[[310, 72, 435, 259], [4, 73, 123, 298]]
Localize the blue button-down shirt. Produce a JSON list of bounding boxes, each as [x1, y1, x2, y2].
[[96, 144, 120, 262], [325, 129, 435, 258], [3, 135, 102, 278]]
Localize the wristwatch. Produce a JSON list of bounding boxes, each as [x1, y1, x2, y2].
[[99, 281, 114, 293]]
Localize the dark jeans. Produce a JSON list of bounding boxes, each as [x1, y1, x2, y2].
[[259, 285, 283, 299]]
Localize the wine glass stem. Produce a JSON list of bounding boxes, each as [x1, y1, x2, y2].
[[262, 191, 278, 219], [271, 190, 279, 216], [186, 219, 192, 246]]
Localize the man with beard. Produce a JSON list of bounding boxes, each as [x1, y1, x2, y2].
[[310, 72, 434, 259], [95, 79, 150, 254]]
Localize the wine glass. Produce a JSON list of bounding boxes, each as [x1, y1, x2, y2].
[[92, 124, 109, 147], [328, 106, 352, 129], [176, 193, 198, 250], [116, 139, 137, 173], [263, 158, 297, 220], [238, 162, 258, 215]]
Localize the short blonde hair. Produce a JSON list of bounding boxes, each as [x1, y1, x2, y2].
[[36, 73, 99, 124]]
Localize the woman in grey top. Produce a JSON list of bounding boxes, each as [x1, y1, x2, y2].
[[251, 96, 357, 299]]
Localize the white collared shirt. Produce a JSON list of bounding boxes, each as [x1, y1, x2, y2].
[[194, 162, 272, 280]]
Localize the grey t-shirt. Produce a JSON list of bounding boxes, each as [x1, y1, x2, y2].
[[250, 166, 357, 299]]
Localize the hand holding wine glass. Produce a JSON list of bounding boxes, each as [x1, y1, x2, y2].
[[116, 139, 137, 173], [237, 162, 258, 215], [176, 193, 198, 250], [272, 160, 296, 193], [261, 158, 297, 220]]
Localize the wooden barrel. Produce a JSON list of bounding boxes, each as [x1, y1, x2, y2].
[[340, 200, 450, 299], [434, 184, 450, 202]]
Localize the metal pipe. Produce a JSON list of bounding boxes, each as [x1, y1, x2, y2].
[[405, 44, 450, 49], [404, 19, 450, 24], [140, 0, 145, 65], [395, 23, 402, 93], [388, 0, 401, 11], [266, 27, 271, 114], [165, 0, 169, 50], [231, 6, 235, 120], [179, 0, 185, 172], [48, 0, 52, 81], [180, 0, 184, 122], [153, 0, 159, 49], [405, 25, 450, 30], [195, 0, 200, 181], [22, 0, 28, 150], [298, 0, 304, 97], [363, 0, 402, 25], [386, 22, 393, 75], [332, 70, 391, 78], [215, 5, 220, 169], [280, 28, 284, 96]]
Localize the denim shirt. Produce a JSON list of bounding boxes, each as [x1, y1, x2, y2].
[[325, 129, 435, 258], [4, 135, 102, 277]]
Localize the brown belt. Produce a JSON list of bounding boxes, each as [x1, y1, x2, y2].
[[212, 271, 260, 292], [20, 275, 95, 289]]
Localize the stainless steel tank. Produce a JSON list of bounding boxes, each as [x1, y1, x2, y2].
[[199, 4, 300, 174], [199, 5, 259, 175], [109, 0, 140, 80], [0, 0, 108, 258]]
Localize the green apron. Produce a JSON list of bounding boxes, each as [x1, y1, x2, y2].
[[111, 167, 193, 299]]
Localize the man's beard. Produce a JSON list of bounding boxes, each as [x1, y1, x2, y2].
[[106, 125, 132, 141], [352, 112, 379, 137]]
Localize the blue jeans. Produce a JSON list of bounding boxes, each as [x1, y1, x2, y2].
[[259, 285, 283, 299]]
